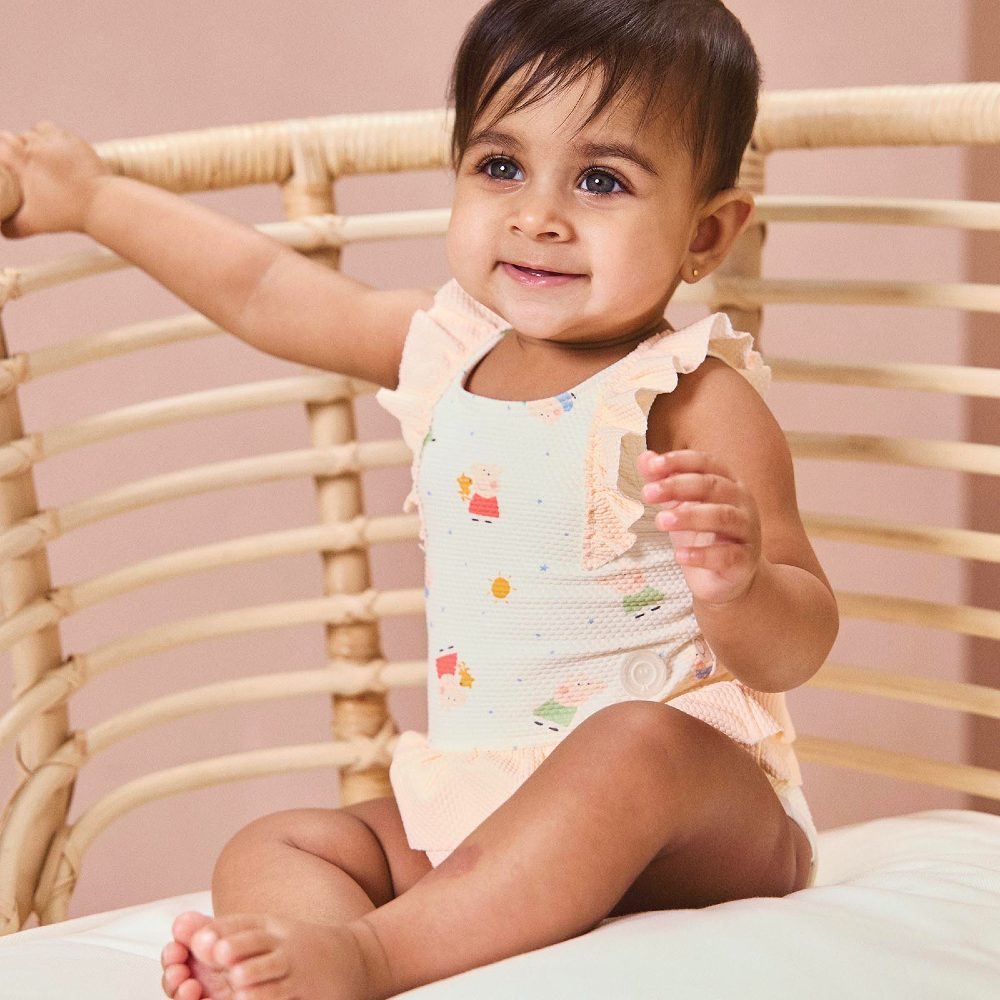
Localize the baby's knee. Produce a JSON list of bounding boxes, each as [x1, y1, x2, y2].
[[575, 700, 688, 756], [214, 808, 353, 875], [570, 702, 738, 806], [215, 809, 303, 868]]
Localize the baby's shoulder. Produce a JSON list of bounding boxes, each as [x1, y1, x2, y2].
[[647, 356, 776, 454]]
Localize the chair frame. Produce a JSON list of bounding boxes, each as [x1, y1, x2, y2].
[[1, 83, 998, 934]]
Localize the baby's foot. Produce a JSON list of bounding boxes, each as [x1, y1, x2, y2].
[[187, 912, 383, 1000], [161, 911, 233, 1000]]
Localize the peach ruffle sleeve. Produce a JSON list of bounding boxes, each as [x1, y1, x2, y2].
[[375, 280, 508, 543], [583, 312, 770, 570]]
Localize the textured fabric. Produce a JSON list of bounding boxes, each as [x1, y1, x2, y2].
[[377, 280, 804, 863]]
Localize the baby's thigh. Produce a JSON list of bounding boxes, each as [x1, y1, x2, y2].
[[602, 709, 806, 914], [343, 795, 433, 898]]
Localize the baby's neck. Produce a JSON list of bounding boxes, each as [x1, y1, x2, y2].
[[512, 318, 669, 355], [465, 321, 670, 402]]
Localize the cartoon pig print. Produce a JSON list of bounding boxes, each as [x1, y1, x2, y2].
[[466, 463, 502, 522]]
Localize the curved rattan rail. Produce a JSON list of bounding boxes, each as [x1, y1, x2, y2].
[[1, 83, 998, 932]]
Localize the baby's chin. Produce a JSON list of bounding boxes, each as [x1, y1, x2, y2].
[[483, 286, 593, 335]]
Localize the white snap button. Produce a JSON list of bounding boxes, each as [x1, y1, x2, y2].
[[619, 650, 670, 697]]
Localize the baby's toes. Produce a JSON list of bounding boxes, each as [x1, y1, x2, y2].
[[162, 939, 190, 969], [174, 977, 210, 1000], [172, 911, 213, 948], [214, 927, 279, 968], [228, 949, 290, 994], [191, 914, 268, 968], [161, 959, 192, 998]]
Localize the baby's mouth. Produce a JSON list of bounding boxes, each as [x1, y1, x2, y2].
[[501, 262, 582, 285], [513, 264, 565, 277]]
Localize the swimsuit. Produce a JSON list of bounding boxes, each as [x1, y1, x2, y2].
[[377, 280, 819, 877]]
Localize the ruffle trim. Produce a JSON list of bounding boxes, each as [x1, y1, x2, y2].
[[375, 280, 508, 543], [391, 681, 800, 854], [667, 680, 802, 789], [390, 730, 560, 852], [376, 286, 767, 565], [583, 312, 769, 570]]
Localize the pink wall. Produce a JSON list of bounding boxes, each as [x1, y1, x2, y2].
[[967, 0, 1000, 809], [0, 1, 979, 918]]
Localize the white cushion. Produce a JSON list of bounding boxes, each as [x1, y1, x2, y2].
[[1, 810, 997, 999]]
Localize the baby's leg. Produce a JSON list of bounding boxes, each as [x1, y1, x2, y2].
[[347, 700, 809, 996], [161, 797, 430, 999], [211, 798, 431, 919], [184, 700, 809, 1000]]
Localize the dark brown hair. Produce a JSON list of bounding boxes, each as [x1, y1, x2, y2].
[[448, 0, 760, 197]]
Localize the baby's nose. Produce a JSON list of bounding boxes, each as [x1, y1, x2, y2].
[[509, 189, 571, 241]]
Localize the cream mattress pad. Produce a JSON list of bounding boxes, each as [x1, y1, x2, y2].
[[1, 810, 998, 999]]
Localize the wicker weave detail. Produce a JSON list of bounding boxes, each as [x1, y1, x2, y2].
[[755, 83, 1000, 153]]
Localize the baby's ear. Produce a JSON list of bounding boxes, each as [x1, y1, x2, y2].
[[685, 189, 755, 280]]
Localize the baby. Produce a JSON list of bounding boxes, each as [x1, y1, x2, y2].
[[0, 1, 838, 998]]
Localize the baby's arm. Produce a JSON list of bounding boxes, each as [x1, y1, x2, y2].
[[0, 123, 432, 388], [640, 359, 838, 692]]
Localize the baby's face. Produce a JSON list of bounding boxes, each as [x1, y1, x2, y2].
[[447, 71, 703, 349]]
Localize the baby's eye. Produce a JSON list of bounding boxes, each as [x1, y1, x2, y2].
[[580, 170, 625, 195], [482, 156, 523, 182]]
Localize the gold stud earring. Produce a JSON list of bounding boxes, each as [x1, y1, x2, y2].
[[691, 268, 700, 280]]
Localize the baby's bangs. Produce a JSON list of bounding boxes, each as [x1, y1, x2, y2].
[[454, 48, 693, 165]]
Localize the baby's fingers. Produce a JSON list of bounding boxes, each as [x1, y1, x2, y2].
[[641, 469, 741, 508], [639, 450, 742, 508], [656, 502, 750, 543], [0, 130, 26, 149], [0, 131, 27, 172], [672, 538, 752, 574], [0, 123, 105, 236], [638, 449, 735, 483]]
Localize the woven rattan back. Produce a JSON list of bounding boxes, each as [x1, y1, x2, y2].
[[0, 84, 997, 933]]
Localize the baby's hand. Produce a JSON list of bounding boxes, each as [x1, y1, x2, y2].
[[0, 122, 109, 237], [638, 449, 761, 605]]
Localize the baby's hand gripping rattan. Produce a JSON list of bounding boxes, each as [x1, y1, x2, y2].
[[0, 163, 21, 223]]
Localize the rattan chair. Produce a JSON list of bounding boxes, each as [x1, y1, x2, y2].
[[0, 83, 998, 996]]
